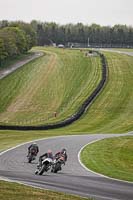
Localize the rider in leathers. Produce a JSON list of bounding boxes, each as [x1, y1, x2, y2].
[[53, 148, 67, 171], [38, 149, 54, 167], [54, 148, 67, 162], [27, 143, 39, 157]]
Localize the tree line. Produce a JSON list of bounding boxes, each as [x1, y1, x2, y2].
[[0, 20, 36, 65], [30, 20, 133, 47], [0, 20, 133, 64]]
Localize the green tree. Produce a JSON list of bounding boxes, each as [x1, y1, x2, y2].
[[0, 38, 8, 66], [0, 28, 17, 57], [10, 21, 37, 50], [4, 27, 27, 54]]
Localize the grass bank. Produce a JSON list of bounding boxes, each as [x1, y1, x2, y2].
[[1, 49, 133, 133], [0, 47, 101, 126], [81, 136, 133, 182], [0, 181, 90, 200], [60, 52, 133, 133]]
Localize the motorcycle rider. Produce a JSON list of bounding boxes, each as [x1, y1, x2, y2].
[[54, 148, 67, 162], [52, 148, 67, 171], [27, 142, 39, 157], [38, 149, 54, 167]]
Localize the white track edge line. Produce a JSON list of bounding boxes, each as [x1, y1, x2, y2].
[[0, 134, 133, 185]]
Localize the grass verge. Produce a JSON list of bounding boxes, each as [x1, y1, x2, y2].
[[81, 136, 133, 182], [61, 52, 133, 133], [0, 181, 90, 200]]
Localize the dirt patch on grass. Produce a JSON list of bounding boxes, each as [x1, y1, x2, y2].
[[9, 54, 57, 112]]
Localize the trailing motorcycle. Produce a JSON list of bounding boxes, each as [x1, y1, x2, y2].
[[35, 157, 53, 175], [27, 149, 37, 163], [51, 155, 65, 173]]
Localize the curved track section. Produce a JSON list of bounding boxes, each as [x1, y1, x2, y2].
[[0, 134, 133, 200]]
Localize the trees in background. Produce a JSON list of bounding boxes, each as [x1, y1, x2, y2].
[[0, 38, 7, 65], [0, 20, 133, 66], [30, 21, 133, 47], [0, 21, 36, 66], [9, 21, 37, 49]]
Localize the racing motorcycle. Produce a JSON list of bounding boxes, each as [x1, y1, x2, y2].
[[27, 149, 37, 163], [51, 155, 65, 173], [35, 157, 53, 175]]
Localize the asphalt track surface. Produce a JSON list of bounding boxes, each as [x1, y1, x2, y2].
[[0, 133, 133, 200], [100, 49, 133, 57], [0, 52, 43, 80]]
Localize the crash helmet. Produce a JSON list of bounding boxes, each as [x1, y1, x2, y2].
[[47, 149, 53, 158], [61, 148, 67, 154], [32, 142, 37, 146]]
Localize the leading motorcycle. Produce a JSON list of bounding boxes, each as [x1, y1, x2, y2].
[[35, 157, 53, 175]]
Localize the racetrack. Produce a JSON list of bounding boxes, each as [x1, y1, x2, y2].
[[101, 49, 133, 57], [0, 49, 133, 199], [0, 134, 133, 200]]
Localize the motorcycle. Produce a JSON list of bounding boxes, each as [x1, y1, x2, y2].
[[51, 156, 65, 173], [35, 157, 53, 175], [27, 149, 37, 163]]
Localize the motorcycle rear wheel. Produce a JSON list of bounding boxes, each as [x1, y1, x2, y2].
[[53, 162, 61, 173]]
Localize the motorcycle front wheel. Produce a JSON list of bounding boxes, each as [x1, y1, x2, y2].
[[38, 164, 47, 175]]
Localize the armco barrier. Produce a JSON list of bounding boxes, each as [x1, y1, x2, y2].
[[0, 52, 107, 131]]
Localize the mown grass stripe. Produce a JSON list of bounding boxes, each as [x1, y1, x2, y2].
[[80, 136, 133, 182], [0, 48, 105, 130]]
